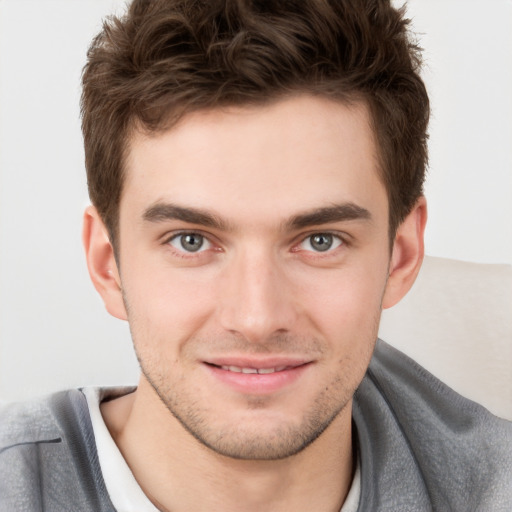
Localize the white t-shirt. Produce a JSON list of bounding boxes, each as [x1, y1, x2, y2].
[[83, 387, 361, 512]]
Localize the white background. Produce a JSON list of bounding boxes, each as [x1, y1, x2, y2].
[[0, 0, 511, 401]]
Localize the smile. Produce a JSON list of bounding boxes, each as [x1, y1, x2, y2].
[[205, 360, 312, 394]]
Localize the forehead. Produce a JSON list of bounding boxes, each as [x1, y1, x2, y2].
[[122, 95, 387, 226]]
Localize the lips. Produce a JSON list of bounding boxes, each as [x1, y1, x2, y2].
[[204, 358, 312, 394]]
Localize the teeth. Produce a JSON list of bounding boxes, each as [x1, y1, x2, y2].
[[220, 365, 288, 374], [257, 368, 275, 374]]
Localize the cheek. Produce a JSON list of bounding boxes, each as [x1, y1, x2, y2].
[[121, 260, 219, 345], [295, 263, 388, 343], [305, 269, 385, 387]]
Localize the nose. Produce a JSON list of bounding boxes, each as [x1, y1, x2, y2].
[[217, 247, 298, 343]]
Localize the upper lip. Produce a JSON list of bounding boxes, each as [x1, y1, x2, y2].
[[204, 357, 311, 370]]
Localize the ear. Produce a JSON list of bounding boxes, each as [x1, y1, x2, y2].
[[382, 197, 427, 309], [82, 205, 128, 320]]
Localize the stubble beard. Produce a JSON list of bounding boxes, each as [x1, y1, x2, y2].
[[131, 331, 377, 461], [140, 359, 355, 460]]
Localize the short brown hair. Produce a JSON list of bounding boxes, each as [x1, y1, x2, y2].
[[81, 0, 429, 247]]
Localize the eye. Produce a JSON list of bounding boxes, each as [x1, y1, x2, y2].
[[299, 233, 343, 253], [168, 233, 212, 253]]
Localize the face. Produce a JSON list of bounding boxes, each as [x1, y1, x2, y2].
[[112, 95, 394, 460]]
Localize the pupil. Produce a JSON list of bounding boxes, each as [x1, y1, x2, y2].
[[311, 234, 332, 251], [181, 234, 203, 252]]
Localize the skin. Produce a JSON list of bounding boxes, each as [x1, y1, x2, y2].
[[83, 95, 426, 512]]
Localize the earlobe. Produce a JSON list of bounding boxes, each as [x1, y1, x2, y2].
[[382, 197, 427, 309], [82, 205, 128, 320]]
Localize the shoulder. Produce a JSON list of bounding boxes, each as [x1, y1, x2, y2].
[[353, 339, 512, 511], [1, 392, 65, 447], [0, 389, 114, 511], [362, 339, 512, 438]]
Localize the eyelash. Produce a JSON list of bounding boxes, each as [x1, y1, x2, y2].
[[293, 231, 347, 256], [163, 230, 348, 258], [164, 231, 216, 256], [164, 231, 213, 250]]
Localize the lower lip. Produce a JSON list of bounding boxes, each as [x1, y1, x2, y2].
[[204, 363, 311, 395]]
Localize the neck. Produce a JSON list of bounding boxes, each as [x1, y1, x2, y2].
[[101, 380, 355, 512]]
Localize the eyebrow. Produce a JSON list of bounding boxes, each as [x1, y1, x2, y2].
[[143, 203, 230, 230], [286, 203, 372, 230], [142, 201, 371, 232]]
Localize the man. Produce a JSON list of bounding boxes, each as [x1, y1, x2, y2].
[[1, 0, 510, 510]]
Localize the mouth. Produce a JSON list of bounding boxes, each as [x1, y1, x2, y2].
[[213, 364, 297, 375], [203, 359, 312, 394]]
